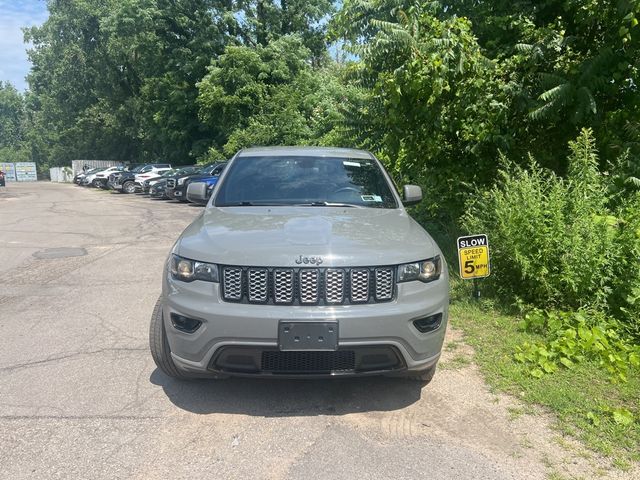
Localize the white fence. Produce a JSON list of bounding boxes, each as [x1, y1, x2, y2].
[[50, 167, 74, 183]]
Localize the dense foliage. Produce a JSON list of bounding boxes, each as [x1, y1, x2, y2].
[[0, 82, 30, 163], [463, 129, 640, 339]]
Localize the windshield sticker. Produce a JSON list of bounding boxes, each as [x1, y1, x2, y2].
[[343, 161, 361, 167], [361, 195, 383, 202]]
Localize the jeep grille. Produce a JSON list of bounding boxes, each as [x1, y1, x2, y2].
[[220, 266, 395, 305]]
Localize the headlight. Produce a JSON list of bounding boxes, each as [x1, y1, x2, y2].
[[177, 177, 186, 186], [170, 254, 219, 282], [397, 256, 442, 283]]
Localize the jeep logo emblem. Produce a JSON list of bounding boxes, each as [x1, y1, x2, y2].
[[295, 255, 323, 265]]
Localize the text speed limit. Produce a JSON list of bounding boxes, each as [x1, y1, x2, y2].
[[457, 234, 490, 280]]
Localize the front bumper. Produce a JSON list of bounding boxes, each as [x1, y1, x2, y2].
[[162, 270, 449, 377]]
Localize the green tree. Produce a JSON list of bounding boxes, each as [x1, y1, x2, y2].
[[0, 82, 26, 150], [332, 1, 512, 221], [213, 0, 334, 61], [0, 82, 30, 163], [197, 35, 361, 156], [25, 0, 223, 166], [448, 0, 640, 171]]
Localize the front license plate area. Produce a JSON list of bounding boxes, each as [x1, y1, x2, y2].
[[278, 321, 338, 351]]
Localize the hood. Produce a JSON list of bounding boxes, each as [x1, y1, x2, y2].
[[176, 207, 438, 267], [191, 175, 219, 186], [186, 174, 217, 183]]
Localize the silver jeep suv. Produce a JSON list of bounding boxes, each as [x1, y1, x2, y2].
[[150, 147, 449, 382]]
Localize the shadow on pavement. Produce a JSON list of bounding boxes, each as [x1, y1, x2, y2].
[[150, 368, 424, 416]]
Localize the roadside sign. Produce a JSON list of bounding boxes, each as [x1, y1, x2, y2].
[[457, 234, 490, 280], [0, 163, 17, 182], [15, 162, 37, 182]]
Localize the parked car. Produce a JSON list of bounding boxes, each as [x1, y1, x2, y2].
[[167, 162, 226, 201], [74, 167, 103, 185], [82, 166, 125, 188], [134, 165, 174, 188], [0, 170, 5, 187], [108, 163, 171, 193], [139, 169, 175, 193], [150, 147, 449, 381], [138, 166, 199, 193], [184, 167, 227, 205], [149, 178, 169, 199]]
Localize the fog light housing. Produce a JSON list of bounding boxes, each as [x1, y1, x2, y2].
[[413, 313, 442, 333], [170, 313, 202, 333]]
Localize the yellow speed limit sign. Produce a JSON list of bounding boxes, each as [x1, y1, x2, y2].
[[457, 234, 490, 280]]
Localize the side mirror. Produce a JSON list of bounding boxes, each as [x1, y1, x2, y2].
[[186, 182, 208, 203], [402, 185, 422, 206]]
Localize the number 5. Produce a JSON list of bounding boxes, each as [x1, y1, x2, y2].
[[464, 260, 475, 274]]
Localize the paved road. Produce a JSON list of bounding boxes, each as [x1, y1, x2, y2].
[[0, 183, 626, 480]]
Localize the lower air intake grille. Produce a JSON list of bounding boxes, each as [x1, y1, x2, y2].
[[261, 350, 356, 373]]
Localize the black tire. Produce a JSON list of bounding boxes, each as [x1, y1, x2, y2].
[[149, 297, 191, 379], [91, 179, 100, 188], [123, 180, 136, 194], [405, 364, 437, 384]]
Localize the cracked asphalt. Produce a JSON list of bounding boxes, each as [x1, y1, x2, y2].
[[1, 182, 633, 480]]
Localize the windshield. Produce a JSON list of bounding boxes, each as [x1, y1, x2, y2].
[[214, 156, 397, 208], [161, 169, 176, 177], [171, 167, 196, 176]]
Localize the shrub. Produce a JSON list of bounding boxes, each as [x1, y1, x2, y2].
[[463, 128, 640, 340], [462, 129, 616, 309], [607, 192, 640, 339]]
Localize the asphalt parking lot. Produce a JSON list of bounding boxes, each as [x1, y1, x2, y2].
[[0, 183, 631, 480]]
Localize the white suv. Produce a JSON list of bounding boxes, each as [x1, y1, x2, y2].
[[135, 165, 173, 186], [83, 166, 124, 188]]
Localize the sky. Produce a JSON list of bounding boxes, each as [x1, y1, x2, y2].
[[0, 0, 48, 91]]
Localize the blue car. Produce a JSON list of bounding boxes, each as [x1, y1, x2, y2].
[[184, 165, 226, 204]]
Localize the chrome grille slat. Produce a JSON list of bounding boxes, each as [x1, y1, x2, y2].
[[221, 266, 395, 305], [325, 269, 345, 304], [375, 268, 394, 300], [273, 269, 294, 303], [350, 269, 370, 303], [247, 268, 268, 302], [299, 269, 319, 304], [222, 267, 242, 301]]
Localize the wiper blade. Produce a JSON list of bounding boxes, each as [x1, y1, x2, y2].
[[299, 201, 364, 208], [219, 201, 364, 208], [219, 201, 289, 206]]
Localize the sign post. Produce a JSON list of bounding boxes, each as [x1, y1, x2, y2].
[[457, 234, 491, 299]]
